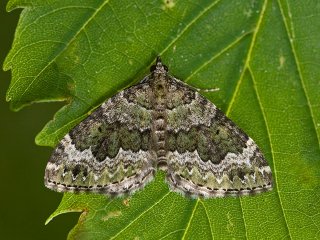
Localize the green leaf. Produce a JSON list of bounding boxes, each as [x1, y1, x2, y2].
[[4, 0, 320, 239]]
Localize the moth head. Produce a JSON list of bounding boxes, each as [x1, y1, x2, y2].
[[150, 56, 168, 74]]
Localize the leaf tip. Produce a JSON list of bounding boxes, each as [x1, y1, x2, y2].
[[6, 0, 25, 12], [35, 130, 55, 147], [45, 215, 54, 225]]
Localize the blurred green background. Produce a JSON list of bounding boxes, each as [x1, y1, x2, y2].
[[0, 2, 79, 239]]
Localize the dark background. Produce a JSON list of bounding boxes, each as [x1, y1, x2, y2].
[[0, 2, 79, 239]]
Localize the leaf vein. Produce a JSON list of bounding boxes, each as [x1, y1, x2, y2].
[[11, 0, 111, 102], [200, 200, 214, 240], [224, 0, 268, 238], [185, 30, 253, 83], [109, 191, 171, 239], [277, 0, 320, 150], [181, 199, 199, 240], [248, 66, 292, 238]]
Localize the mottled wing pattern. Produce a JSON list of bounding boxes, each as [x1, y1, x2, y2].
[[45, 81, 156, 196], [165, 77, 273, 197], [45, 57, 272, 198]]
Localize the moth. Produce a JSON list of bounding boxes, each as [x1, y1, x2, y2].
[[45, 57, 272, 198]]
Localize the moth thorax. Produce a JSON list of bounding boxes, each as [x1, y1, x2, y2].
[[154, 82, 165, 97]]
